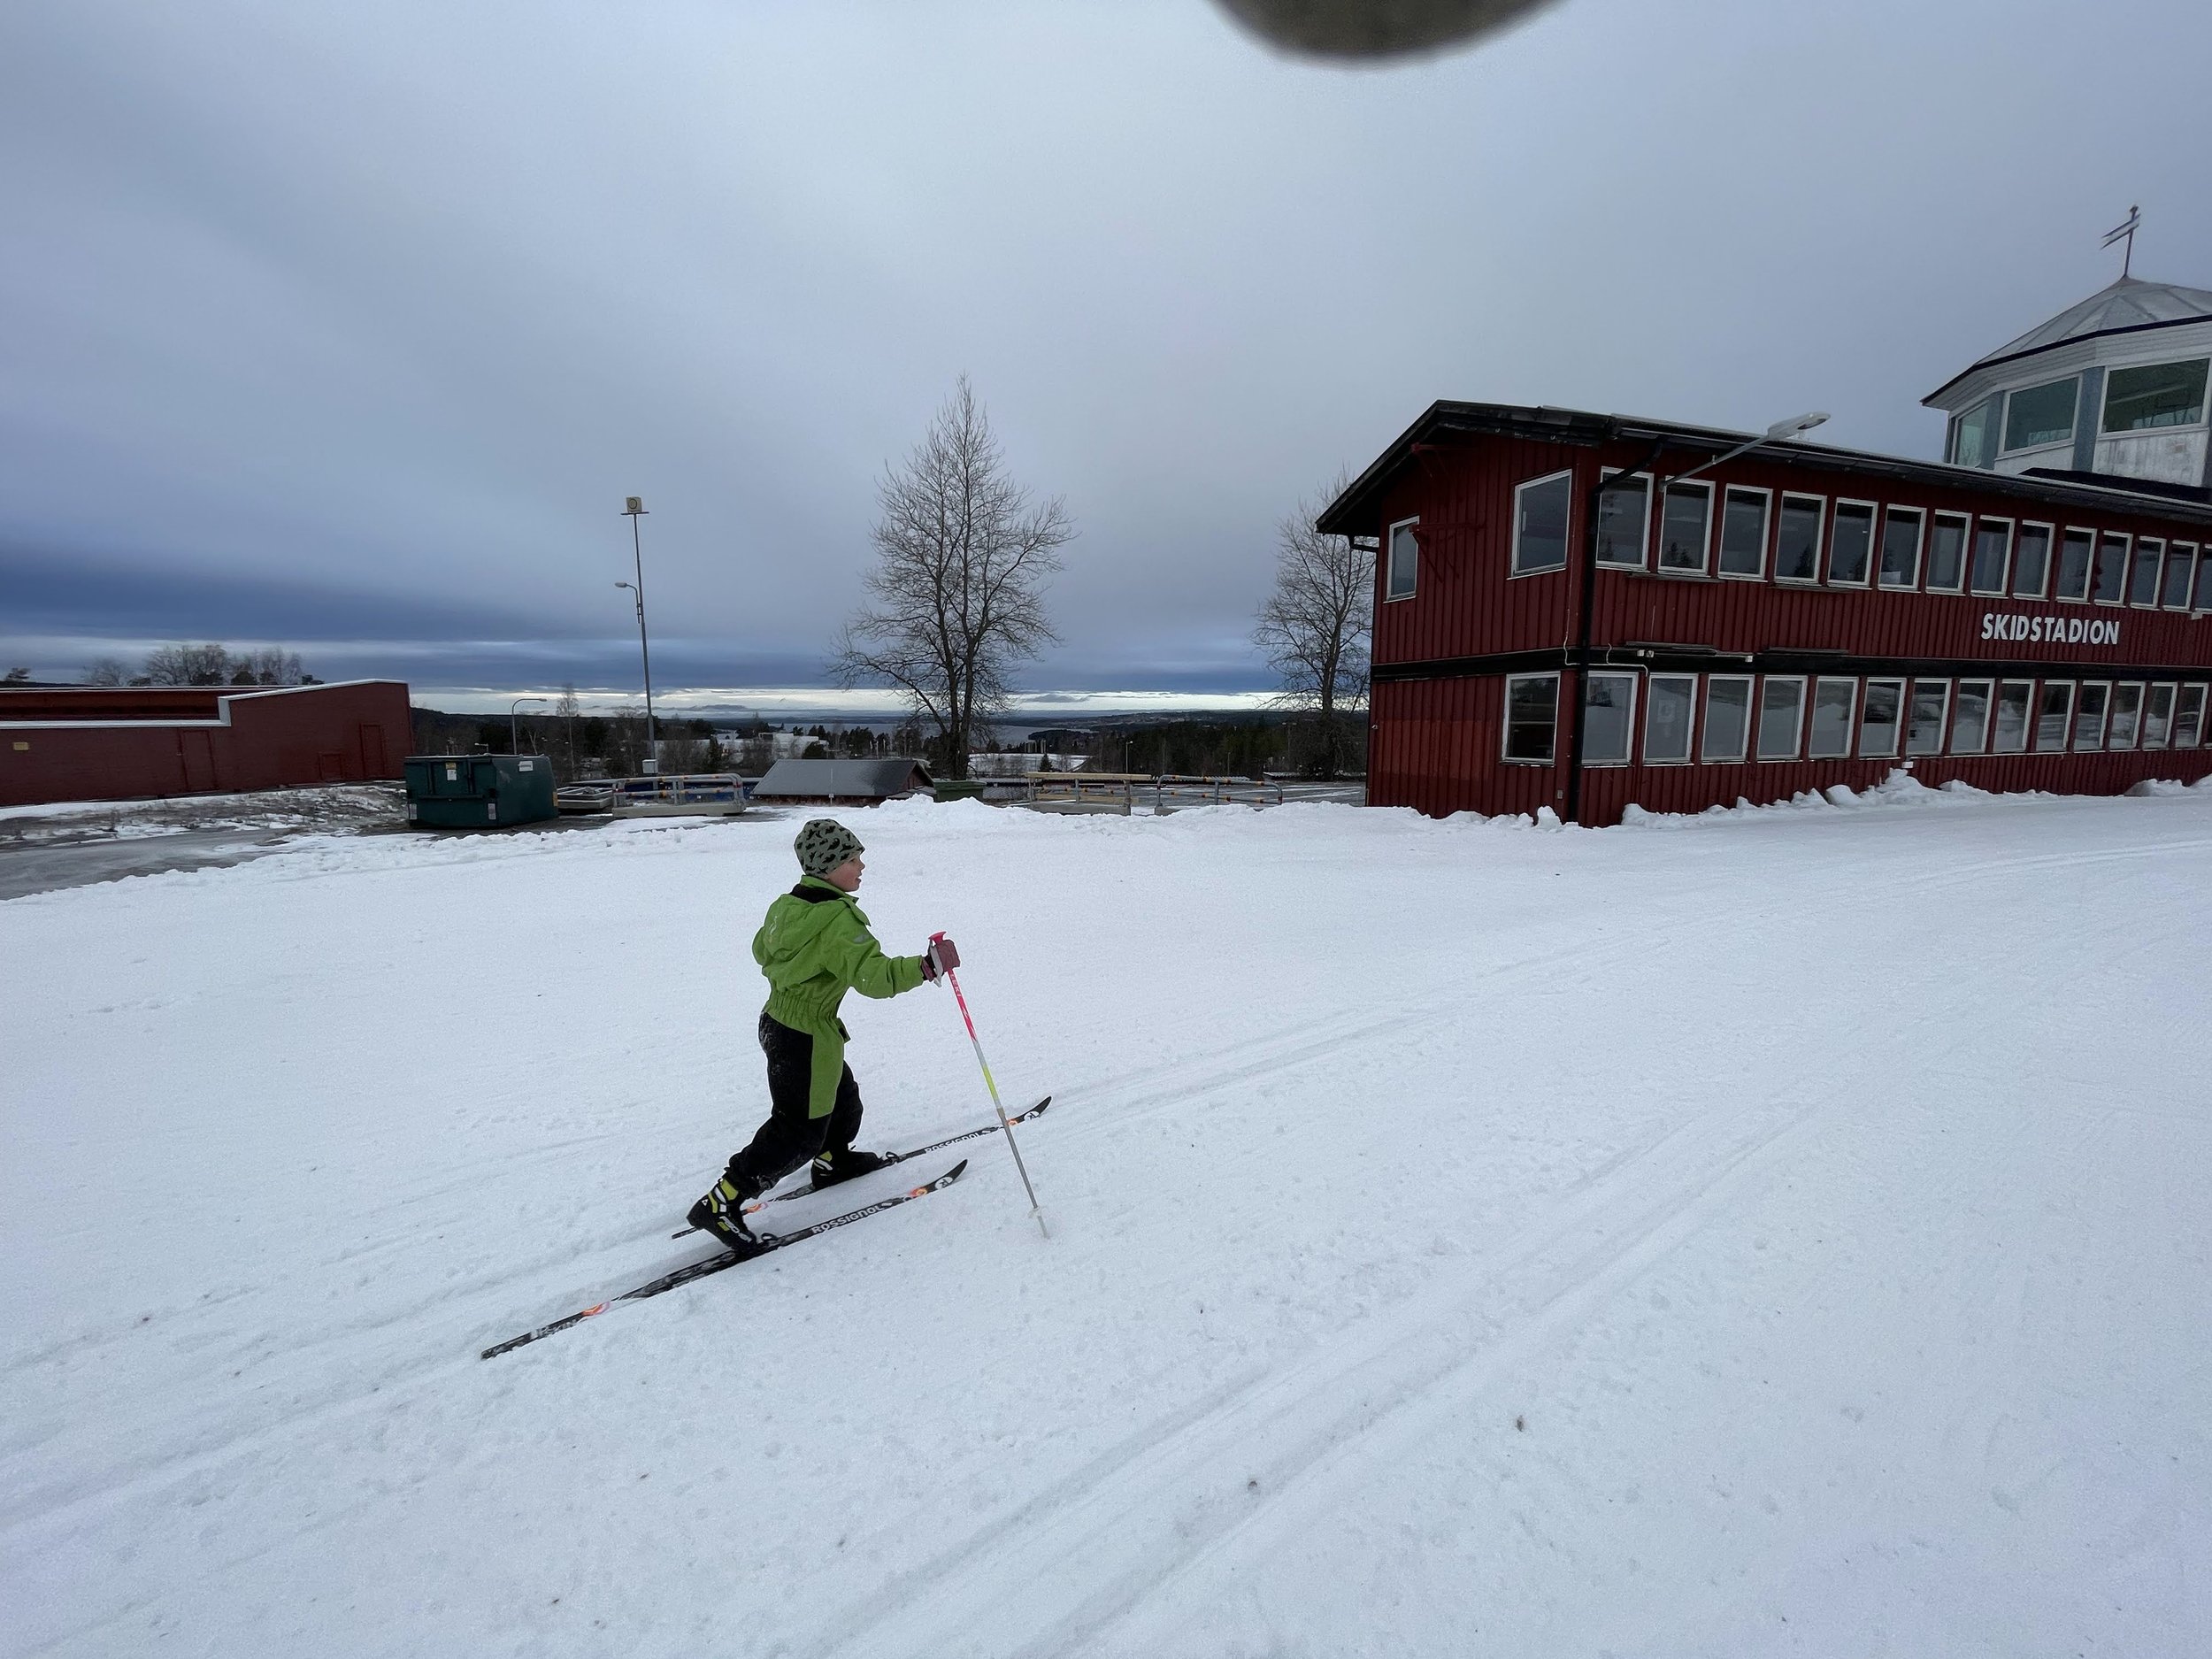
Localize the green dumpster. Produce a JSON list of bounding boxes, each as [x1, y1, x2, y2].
[[403, 755, 558, 830]]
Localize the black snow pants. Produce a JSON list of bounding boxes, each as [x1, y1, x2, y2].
[[725, 1012, 864, 1192]]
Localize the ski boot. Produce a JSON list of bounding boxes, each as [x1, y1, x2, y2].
[[810, 1146, 893, 1191], [687, 1174, 766, 1256]]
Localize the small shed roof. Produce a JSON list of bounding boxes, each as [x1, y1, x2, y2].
[[751, 757, 935, 800]]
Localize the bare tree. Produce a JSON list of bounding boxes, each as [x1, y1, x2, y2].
[[143, 642, 234, 686], [82, 657, 129, 686], [1253, 470, 1372, 778], [831, 377, 1075, 780]]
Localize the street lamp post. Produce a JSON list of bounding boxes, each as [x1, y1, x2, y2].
[[618, 495, 658, 774], [511, 695, 549, 757], [1563, 411, 1829, 826]]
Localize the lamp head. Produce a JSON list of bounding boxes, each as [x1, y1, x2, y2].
[[1764, 411, 1829, 441]]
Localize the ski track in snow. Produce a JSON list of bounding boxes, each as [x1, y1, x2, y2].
[[4, 790, 2210, 1656]]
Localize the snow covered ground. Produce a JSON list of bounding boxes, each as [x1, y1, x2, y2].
[[4, 785, 2208, 1656]]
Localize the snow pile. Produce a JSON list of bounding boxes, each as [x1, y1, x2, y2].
[[4, 789, 2210, 1655]]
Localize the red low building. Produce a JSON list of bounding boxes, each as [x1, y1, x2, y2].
[[1320, 402, 2212, 825], [0, 680, 412, 808]]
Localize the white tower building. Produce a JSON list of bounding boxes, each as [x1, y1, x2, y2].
[[1924, 275, 2212, 492]]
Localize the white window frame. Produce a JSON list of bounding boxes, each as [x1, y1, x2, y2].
[[2101, 357, 2211, 435], [1755, 675, 1808, 761], [1772, 494, 1827, 586], [1594, 471, 1652, 571], [1969, 516, 2014, 598], [2196, 557, 2212, 614], [1905, 679, 1952, 757], [1655, 480, 1714, 577], [1824, 499, 1878, 588], [1510, 471, 1575, 580], [1701, 674, 1754, 763], [2073, 681, 2111, 751], [2142, 681, 2177, 749], [2009, 521, 2055, 601], [2093, 531, 2131, 606], [2055, 526, 2095, 603], [1716, 486, 1771, 582], [1581, 670, 1640, 765], [1501, 672, 1561, 765], [1877, 505, 1924, 591], [2162, 543, 2199, 611], [1805, 677, 1858, 759], [2173, 683, 2207, 748], [2130, 538, 2166, 611], [2033, 680, 2076, 753], [1950, 678, 1993, 755], [2108, 681, 2144, 749], [1384, 516, 1419, 603], [2000, 373, 2082, 454], [1924, 511, 1971, 595], [1991, 680, 2034, 753], [1858, 676, 1905, 757], [1642, 672, 1699, 765]]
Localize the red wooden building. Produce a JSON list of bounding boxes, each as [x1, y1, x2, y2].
[[1319, 403, 2212, 826], [0, 680, 411, 808]]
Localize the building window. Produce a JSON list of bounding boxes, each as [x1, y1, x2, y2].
[[2055, 527, 2094, 602], [1807, 678, 1856, 758], [1595, 473, 1650, 569], [1878, 506, 1924, 589], [1925, 512, 1970, 592], [1657, 481, 1712, 574], [1385, 518, 1419, 601], [1951, 680, 1993, 755], [2198, 554, 2212, 613], [1702, 676, 1753, 762], [1645, 674, 1697, 763], [2142, 683, 2176, 748], [1717, 488, 1770, 579], [2101, 358, 2209, 433], [1859, 678, 1903, 757], [1502, 673, 1560, 763], [1826, 501, 1875, 586], [2010, 524, 2053, 600], [1991, 680, 2033, 753], [2074, 682, 2111, 750], [2034, 682, 2074, 751], [2162, 544, 2198, 611], [1774, 495, 1824, 583], [1906, 680, 1950, 756], [1949, 396, 1998, 467], [2174, 684, 2207, 749], [2002, 375, 2080, 451], [2130, 539, 2164, 608], [1581, 672, 1638, 764], [2093, 533, 2130, 604], [1512, 472, 1573, 576], [1970, 518, 2013, 596], [1757, 677, 1806, 760], [2108, 682, 2143, 749]]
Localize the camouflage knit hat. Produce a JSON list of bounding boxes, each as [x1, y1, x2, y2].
[[793, 818, 864, 877]]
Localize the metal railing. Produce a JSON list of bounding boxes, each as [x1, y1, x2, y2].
[[1017, 772, 1286, 813]]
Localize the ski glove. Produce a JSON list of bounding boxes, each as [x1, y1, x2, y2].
[[921, 936, 961, 981]]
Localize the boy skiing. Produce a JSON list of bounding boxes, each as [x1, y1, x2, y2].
[[687, 818, 959, 1256]]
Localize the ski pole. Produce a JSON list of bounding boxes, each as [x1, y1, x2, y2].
[[933, 931, 1048, 1238]]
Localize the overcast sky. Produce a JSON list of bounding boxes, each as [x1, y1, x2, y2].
[[4, 0, 2209, 715]]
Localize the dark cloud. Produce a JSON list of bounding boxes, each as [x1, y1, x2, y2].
[[4, 0, 2209, 704]]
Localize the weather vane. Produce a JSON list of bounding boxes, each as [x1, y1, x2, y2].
[[2101, 204, 2140, 278]]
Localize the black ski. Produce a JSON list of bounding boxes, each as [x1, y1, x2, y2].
[[482, 1160, 969, 1361], [669, 1095, 1050, 1239]]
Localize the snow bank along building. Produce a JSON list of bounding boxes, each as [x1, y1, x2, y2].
[[1323, 276, 2212, 825]]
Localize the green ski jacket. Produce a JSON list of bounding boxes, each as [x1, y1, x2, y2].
[[753, 876, 927, 1117]]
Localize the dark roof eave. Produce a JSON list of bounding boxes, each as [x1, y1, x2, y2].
[[1316, 401, 2212, 538], [1922, 312, 2210, 407]]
